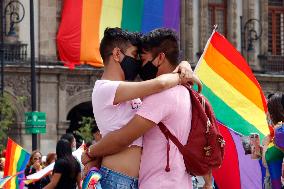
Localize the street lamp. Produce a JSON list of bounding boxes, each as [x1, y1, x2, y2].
[[240, 16, 262, 60], [0, 0, 25, 96], [4, 0, 25, 38]]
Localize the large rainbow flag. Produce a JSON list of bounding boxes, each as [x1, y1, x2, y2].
[[194, 31, 270, 188], [3, 138, 30, 189], [57, 0, 180, 69]]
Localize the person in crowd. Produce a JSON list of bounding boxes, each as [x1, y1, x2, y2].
[[82, 28, 206, 189], [60, 133, 76, 151], [44, 153, 57, 182], [262, 93, 284, 189], [45, 153, 56, 167], [43, 139, 81, 189], [0, 157, 5, 178], [25, 150, 49, 189], [91, 126, 102, 144]]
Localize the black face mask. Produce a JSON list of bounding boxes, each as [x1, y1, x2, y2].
[[139, 57, 158, 81], [120, 55, 141, 81]]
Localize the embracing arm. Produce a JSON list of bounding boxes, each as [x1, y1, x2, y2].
[[82, 115, 155, 164], [114, 61, 201, 104], [114, 73, 180, 104]]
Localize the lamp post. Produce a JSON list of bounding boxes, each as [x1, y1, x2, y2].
[[29, 0, 37, 151], [0, 0, 25, 96], [240, 16, 262, 62]]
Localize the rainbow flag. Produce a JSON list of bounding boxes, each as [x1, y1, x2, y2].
[[213, 123, 263, 189], [57, 0, 180, 69], [0, 176, 12, 188], [195, 31, 269, 139], [194, 31, 270, 188], [82, 167, 102, 189], [3, 138, 30, 189], [265, 143, 284, 189]]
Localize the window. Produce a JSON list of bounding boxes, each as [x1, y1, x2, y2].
[[208, 0, 227, 36], [268, 0, 284, 55]]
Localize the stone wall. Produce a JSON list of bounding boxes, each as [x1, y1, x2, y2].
[[3, 65, 103, 154]]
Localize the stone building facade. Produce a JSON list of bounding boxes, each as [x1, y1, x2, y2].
[[1, 0, 284, 154]]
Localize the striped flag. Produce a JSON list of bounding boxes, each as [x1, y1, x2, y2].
[[0, 176, 12, 188], [194, 31, 270, 188], [57, 0, 180, 69], [3, 138, 30, 189]]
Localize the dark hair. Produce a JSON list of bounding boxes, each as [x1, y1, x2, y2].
[[56, 139, 78, 178], [91, 126, 99, 134], [99, 27, 142, 62], [142, 28, 179, 66], [267, 93, 284, 124], [60, 133, 75, 144]]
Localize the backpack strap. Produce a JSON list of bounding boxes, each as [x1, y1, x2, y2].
[[158, 122, 185, 172]]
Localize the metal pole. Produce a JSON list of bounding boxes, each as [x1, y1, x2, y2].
[[0, 0, 4, 97], [240, 16, 244, 56], [30, 0, 37, 150]]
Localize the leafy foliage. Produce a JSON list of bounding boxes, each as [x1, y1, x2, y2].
[[75, 117, 94, 144], [0, 95, 14, 151]]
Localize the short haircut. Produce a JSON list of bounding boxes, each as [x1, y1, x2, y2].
[[99, 27, 142, 63], [142, 28, 179, 66]]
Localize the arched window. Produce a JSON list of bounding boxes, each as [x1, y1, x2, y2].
[[268, 0, 284, 55], [208, 0, 227, 36]]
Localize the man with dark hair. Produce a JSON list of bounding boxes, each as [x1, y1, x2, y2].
[[82, 27, 201, 189], [83, 28, 208, 189], [91, 126, 101, 143]]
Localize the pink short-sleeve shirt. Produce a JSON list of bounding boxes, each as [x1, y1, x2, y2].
[[92, 80, 143, 147], [136, 85, 192, 189]]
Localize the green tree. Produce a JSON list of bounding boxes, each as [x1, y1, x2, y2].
[[0, 94, 14, 151], [76, 116, 94, 144]]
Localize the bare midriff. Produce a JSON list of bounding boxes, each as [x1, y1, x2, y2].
[[101, 145, 142, 178]]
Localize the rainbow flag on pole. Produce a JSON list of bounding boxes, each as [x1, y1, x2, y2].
[[195, 31, 269, 139], [3, 138, 30, 189], [194, 31, 270, 188], [57, 0, 180, 69]]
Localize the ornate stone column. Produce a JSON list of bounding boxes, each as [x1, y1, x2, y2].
[[199, 0, 209, 53], [260, 0, 268, 55], [227, 0, 238, 47], [180, 0, 194, 62]]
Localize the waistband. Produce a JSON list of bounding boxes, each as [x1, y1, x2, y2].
[[100, 166, 138, 184]]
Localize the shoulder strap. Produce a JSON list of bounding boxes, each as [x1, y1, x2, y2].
[[158, 122, 185, 153]]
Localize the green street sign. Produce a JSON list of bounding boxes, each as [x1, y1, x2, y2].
[[25, 112, 46, 134]]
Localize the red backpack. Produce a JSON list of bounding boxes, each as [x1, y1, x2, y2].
[[158, 84, 225, 176]]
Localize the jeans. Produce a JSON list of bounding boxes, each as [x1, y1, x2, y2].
[[100, 166, 138, 189]]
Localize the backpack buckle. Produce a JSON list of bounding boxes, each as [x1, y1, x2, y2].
[[204, 145, 212, 156], [218, 138, 225, 148], [206, 119, 211, 133]]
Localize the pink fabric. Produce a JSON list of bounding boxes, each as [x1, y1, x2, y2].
[[92, 80, 143, 147], [137, 86, 193, 189]]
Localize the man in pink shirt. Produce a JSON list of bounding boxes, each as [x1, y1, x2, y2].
[[84, 28, 211, 189]]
